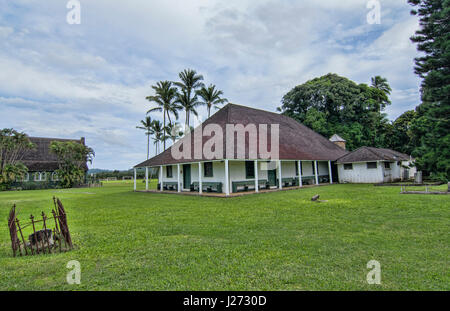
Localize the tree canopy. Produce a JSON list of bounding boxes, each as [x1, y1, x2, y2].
[[50, 141, 94, 188], [278, 73, 392, 151]]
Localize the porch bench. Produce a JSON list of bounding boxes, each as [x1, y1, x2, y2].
[[301, 176, 315, 185], [277, 177, 297, 187], [190, 182, 223, 193], [157, 182, 178, 191], [232, 180, 268, 193]]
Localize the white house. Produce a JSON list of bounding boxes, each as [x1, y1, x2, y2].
[[335, 147, 416, 183], [134, 104, 348, 195]]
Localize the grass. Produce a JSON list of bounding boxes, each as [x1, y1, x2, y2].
[[0, 180, 448, 290]]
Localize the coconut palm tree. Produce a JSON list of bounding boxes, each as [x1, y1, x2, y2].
[[136, 116, 154, 159], [196, 84, 228, 118], [150, 120, 164, 155], [146, 81, 180, 151], [371, 76, 392, 111], [165, 122, 184, 145], [174, 69, 204, 132], [175, 89, 201, 133], [371, 76, 392, 95]]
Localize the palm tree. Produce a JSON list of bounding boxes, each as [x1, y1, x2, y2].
[[150, 120, 164, 155], [146, 81, 180, 151], [174, 69, 204, 132], [371, 76, 392, 111], [196, 84, 228, 118], [371, 76, 392, 95], [165, 122, 184, 145], [136, 116, 154, 160], [175, 89, 201, 133]]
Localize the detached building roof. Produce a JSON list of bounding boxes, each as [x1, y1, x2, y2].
[[21, 137, 87, 172], [135, 104, 348, 168], [336, 147, 411, 164]]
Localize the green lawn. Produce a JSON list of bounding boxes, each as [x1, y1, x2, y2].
[[0, 180, 448, 290]]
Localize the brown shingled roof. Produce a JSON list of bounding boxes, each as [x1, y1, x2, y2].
[[20, 137, 87, 172], [135, 104, 349, 168], [336, 147, 411, 164]]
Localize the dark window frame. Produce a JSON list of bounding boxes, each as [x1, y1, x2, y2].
[[166, 166, 173, 178], [344, 163, 353, 170], [203, 162, 213, 178], [245, 161, 255, 179], [367, 162, 378, 169], [384, 162, 391, 170]]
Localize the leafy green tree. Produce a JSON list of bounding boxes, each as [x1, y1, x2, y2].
[[408, 0, 450, 180], [146, 81, 180, 151], [196, 84, 228, 118], [278, 73, 392, 150], [0, 129, 34, 187], [174, 69, 204, 132], [50, 141, 94, 188], [386, 110, 417, 155], [136, 116, 154, 160]]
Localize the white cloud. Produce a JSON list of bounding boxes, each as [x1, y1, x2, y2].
[[0, 0, 422, 169]]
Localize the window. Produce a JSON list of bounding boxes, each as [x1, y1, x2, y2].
[[384, 162, 391, 170], [367, 162, 377, 169], [245, 161, 255, 179], [166, 166, 173, 178], [52, 172, 59, 181], [41, 172, 47, 181], [204, 162, 213, 177], [33, 172, 40, 181], [344, 163, 353, 170]]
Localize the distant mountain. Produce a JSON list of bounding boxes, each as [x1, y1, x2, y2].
[[88, 168, 112, 174]]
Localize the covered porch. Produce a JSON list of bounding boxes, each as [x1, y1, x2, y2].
[[134, 159, 335, 196]]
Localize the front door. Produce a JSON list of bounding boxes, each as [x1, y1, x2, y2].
[[183, 164, 191, 189], [268, 169, 277, 186]]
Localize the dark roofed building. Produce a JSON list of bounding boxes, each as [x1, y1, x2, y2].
[[20, 137, 87, 182], [134, 104, 348, 195], [335, 147, 415, 183]]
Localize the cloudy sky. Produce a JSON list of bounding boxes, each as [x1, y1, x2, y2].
[[0, 0, 421, 170]]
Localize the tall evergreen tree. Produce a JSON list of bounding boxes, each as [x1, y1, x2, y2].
[[409, 0, 450, 179]]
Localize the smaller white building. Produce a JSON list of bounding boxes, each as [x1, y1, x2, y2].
[[336, 147, 416, 184]]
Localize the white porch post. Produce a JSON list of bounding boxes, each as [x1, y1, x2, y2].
[[198, 162, 203, 194], [133, 168, 137, 191], [177, 164, 181, 192], [314, 161, 319, 185], [298, 160, 303, 187], [159, 165, 163, 191], [328, 161, 333, 184], [254, 160, 259, 193], [278, 160, 283, 190], [225, 160, 230, 196], [145, 167, 149, 191]]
